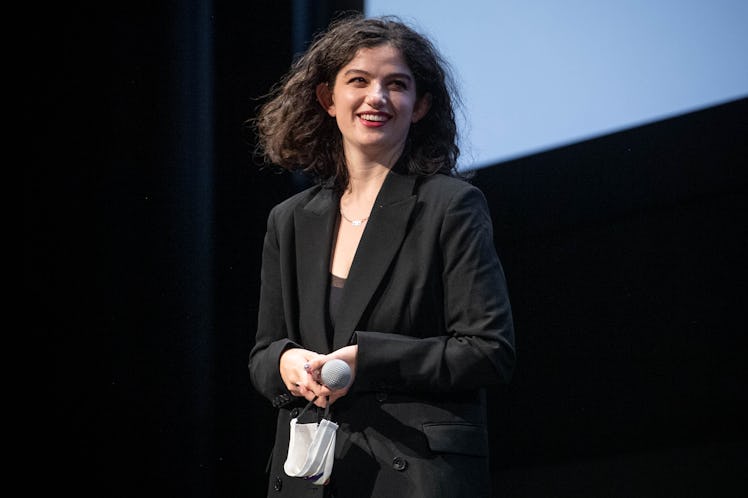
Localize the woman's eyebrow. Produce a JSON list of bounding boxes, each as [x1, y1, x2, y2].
[[343, 68, 413, 81]]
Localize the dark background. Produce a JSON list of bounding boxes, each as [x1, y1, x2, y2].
[[30, 1, 746, 496]]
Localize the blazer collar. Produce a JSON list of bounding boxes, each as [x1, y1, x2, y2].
[[295, 186, 337, 353], [333, 168, 417, 349], [294, 168, 418, 352]]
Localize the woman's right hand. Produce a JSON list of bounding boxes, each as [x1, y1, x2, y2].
[[279, 347, 331, 407], [305, 345, 358, 405]]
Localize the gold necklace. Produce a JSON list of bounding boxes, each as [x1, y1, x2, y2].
[[340, 209, 369, 226]]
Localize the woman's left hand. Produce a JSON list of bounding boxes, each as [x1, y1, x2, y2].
[[305, 345, 358, 405]]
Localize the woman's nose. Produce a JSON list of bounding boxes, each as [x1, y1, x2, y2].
[[364, 86, 387, 107]]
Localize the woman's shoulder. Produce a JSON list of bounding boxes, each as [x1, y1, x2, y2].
[[416, 172, 484, 202], [267, 182, 331, 220]]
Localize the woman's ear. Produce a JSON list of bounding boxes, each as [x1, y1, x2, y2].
[[316, 83, 336, 117], [411, 93, 432, 123]]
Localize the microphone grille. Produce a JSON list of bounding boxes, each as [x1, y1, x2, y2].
[[320, 359, 352, 390]]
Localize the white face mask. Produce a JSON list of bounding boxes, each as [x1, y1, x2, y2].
[[283, 404, 338, 485]]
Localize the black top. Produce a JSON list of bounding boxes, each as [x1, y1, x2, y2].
[[327, 273, 346, 346]]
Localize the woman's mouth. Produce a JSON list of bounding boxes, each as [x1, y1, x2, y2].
[[358, 112, 390, 126]]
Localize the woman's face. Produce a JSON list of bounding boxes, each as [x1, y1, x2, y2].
[[317, 44, 430, 163]]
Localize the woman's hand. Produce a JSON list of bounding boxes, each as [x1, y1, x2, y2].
[[279, 348, 331, 407], [305, 345, 358, 405]]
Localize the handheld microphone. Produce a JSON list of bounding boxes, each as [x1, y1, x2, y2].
[[320, 359, 352, 390]]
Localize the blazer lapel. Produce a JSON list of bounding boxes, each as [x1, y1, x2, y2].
[[296, 187, 338, 354], [332, 169, 417, 350]]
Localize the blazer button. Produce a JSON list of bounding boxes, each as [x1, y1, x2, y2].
[[290, 407, 300, 418], [392, 456, 408, 472], [376, 392, 388, 402], [273, 476, 283, 492]]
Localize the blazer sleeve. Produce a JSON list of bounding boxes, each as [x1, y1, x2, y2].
[[248, 206, 300, 407], [354, 185, 516, 392]]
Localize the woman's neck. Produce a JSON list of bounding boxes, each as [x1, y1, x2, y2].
[[339, 159, 392, 223], [342, 144, 401, 201], [345, 163, 389, 200]]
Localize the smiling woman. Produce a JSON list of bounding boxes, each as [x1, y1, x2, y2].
[[249, 14, 515, 498], [254, 14, 460, 191]]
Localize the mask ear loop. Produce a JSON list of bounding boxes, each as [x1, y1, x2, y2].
[[295, 396, 331, 421]]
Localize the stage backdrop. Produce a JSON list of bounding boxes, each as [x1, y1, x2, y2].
[[366, 0, 748, 168]]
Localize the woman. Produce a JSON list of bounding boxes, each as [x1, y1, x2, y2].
[[249, 14, 515, 498]]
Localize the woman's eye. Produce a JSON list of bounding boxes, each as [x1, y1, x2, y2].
[[348, 77, 367, 85], [389, 80, 408, 90]]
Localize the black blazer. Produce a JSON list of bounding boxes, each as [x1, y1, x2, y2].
[[249, 167, 515, 497]]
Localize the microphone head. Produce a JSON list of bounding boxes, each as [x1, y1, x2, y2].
[[320, 359, 352, 390]]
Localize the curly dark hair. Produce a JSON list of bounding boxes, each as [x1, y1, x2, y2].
[[253, 14, 461, 191]]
